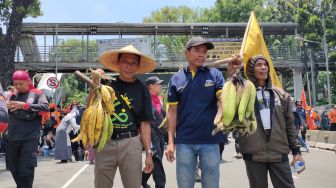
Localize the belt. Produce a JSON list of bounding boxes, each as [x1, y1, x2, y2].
[[111, 131, 138, 140]]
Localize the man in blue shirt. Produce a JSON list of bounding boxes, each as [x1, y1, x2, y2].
[[165, 36, 224, 188]]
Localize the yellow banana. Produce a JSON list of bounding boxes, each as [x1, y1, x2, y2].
[[100, 85, 115, 114], [248, 112, 257, 135], [221, 80, 237, 126], [105, 85, 117, 101], [94, 100, 104, 145], [71, 107, 90, 146], [88, 102, 98, 147], [212, 121, 224, 135], [158, 117, 168, 129], [245, 80, 257, 118], [235, 83, 245, 108], [97, 112, 110, 151], [71, 133, 82, 142], [107, 114, 113, 139], [238, 81, 252, 123]]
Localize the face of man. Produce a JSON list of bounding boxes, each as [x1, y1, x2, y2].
[[185, 44, 208, 69], [254, 59, 269, 85], [118, 53, 140, 81], [13, 80, 30, 93], [149, 83, 161, 95]]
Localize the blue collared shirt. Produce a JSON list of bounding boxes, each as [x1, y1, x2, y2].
[[168, 66, 224, 144]]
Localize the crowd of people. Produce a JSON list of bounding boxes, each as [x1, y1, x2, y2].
[[0, 36, 336, 188], [298, 104, 336, 131]]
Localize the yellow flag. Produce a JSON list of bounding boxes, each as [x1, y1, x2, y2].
[[241, 12, 282, 88]]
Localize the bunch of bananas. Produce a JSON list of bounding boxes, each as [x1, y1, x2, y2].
[[158, 103, 169, 129], [71, 83, 117, 152], [212, 75, 257, 136]]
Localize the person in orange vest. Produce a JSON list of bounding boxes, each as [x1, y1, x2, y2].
[[306, 106, 317, 130], [49, 103, 61, 129], [328, 105, 336, 131], [313, 111, 321, 129]]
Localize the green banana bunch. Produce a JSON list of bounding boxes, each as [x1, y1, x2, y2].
[[221, 81, 237, 126], [213, 76, 257, 136], [97, 112, 113, 152]]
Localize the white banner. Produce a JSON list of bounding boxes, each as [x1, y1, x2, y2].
[[97, 38, 152, 56]]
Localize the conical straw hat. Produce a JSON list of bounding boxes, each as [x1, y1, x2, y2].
[[99, 45, 156, 74]]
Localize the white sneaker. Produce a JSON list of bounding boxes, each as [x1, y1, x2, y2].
[[306, 145, 310, 152]]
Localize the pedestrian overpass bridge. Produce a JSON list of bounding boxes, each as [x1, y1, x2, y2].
[[14, 22, 335, 101]]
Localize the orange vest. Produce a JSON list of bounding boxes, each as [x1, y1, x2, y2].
[[306, 111, 317, 130], [329, 109, 336, 123]]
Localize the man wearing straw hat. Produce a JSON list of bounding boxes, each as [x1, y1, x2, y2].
[[97, 45, 155, 188]]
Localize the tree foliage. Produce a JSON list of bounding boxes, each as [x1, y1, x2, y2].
[[143, 0, 336, 104], [59, 73, 87, 107], [0, 0, 42, 88], [50, 39, 98, 62], [144, 6, 206, 56]]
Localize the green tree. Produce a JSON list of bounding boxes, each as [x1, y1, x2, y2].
[[204, 0, 270, 23], [0, 0, 42, 88], [50, 39, 98, 62], [49, 40, 96, 107], [59, 73, 87, 107], [143, 6, 205, 57]]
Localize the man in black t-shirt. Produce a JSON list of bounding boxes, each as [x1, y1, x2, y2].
[[95, 45, 156, 188]]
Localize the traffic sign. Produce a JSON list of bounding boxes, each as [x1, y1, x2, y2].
[[47, 77, 59, 89]]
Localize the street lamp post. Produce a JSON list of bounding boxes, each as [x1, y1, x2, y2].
[[296, 37, 319, 106], [318, 0, 332, 106], [321, 14, 332, 106], [308, 49, 316, 107], [296, 35, 332, 107]]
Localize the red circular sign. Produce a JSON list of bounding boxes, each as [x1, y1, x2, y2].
[[47, 77, 59, 89]]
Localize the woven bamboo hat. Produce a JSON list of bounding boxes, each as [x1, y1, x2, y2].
[[99, 45, 156, 74]]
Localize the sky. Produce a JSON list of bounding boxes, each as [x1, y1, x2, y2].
[[24, 0, 216, 23]]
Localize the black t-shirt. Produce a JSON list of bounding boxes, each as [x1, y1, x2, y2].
[[109, 77, 154, 133]]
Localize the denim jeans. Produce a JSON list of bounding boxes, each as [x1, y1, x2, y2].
[[176, 144, 220, 188], [298, 135, 308, 148]]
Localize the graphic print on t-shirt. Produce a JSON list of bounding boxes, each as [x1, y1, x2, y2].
[[111, 93, 134, 130]]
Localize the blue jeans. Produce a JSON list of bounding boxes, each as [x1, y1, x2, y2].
[[176, 144, 220, 188], [298, 135, 308, 149]]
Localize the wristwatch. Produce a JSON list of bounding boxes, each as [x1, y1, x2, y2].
[[146, 150, 153, 156]]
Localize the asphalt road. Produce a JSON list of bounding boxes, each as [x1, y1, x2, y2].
[[1, 140, 335, 188]]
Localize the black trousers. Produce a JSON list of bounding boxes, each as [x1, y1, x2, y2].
[[232, 130, 241, 153], [330, 123, 336, 131], [142, 128, 166, 188], [7, 139, 38, 188], [244, 160, 295, 188]]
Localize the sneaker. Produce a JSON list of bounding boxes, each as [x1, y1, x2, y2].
[[306, 145, 310, 152], [195, 173, 201, 182], [141, 183, 151, 188]]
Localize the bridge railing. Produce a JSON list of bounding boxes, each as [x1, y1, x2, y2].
[[15, 45, 325, 64]]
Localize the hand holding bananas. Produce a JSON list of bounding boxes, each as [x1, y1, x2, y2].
[[212, 56, 257, 136], [72, 70, 117, 152]]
